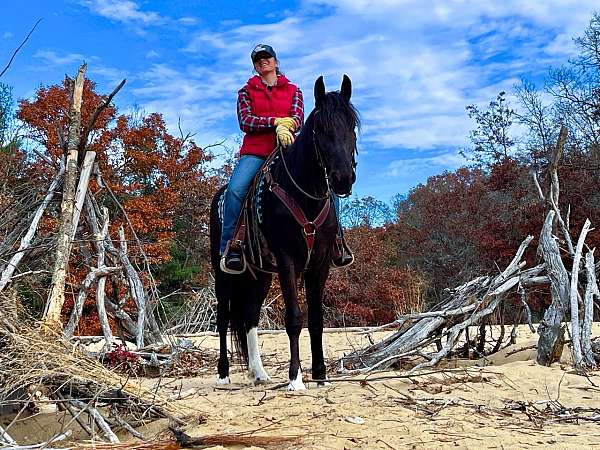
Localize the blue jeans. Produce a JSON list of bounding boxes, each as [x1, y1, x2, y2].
[[220, 155, 265, 254]]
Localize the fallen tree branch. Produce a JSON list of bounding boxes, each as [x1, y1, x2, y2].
[[0, 159, 65, 292]]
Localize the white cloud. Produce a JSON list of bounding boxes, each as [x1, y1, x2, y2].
[[386, 151, 468, 178], [178, 17, 198, 26], [79, 0, 164, 25], [109, 0, 599, 197], [170, 0, 597, 154], [33, 50, 87, 66]]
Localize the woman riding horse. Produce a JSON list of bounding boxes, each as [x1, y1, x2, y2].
[[211, 69, 359, 390], [220, 44, 353, 274]]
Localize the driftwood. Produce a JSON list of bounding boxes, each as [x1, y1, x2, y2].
[[583, 251, 600, 366], [536, 210, 570, 366], [64, 266, 120, 337], [95, 207, 114, 349], [344, 126, 599, 374], [44, 63, 87, 328], [341, 237, 537, 372], [0, 159, 64, 292]]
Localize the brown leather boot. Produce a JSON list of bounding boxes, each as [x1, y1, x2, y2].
[[332, 234, 354, 268]]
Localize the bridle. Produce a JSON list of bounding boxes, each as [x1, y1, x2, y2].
[[279, 110, 358, 202]]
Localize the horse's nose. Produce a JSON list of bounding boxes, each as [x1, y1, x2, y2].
[[330, 169, 354, 194]]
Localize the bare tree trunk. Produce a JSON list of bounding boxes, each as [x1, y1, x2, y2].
[[582, 251, 599, 367], [69, 151, 95, 242], [0, 160, 65, 292], [537, 210, 570, 366], [43, 63, 87, 329], [64, 266, 120, 337], [546, 126, 574, 256], [95, 207, 113, 349], [119, 226, 147, 348], [569, 219, 591, 369]]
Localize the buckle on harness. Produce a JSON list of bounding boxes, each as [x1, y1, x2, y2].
[[303, 222, 316, 237]]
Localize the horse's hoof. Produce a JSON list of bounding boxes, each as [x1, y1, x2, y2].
[[248, 367, 271, 383], [287, 370, 306, 391], [216, 376, 231, 385], [315, 378, 331, 387]]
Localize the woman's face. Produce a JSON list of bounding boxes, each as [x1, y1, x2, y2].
[[253, 55, 277, 76]]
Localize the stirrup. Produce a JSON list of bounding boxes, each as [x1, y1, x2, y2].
[[332, 237, 354, 268], [220, 242, 246, 275]]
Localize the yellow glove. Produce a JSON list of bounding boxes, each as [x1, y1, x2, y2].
[[274, 117, 297, 131], [276, 125, 294, 147]]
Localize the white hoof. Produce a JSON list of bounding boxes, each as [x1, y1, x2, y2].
[[315, 378, 331, 387], [287, 369, 306, 391], [248, 367, 271, 383], [216, 376, 231, 385]]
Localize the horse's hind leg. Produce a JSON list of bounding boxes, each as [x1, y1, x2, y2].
[[216, 274, 231, 384], [246, 273, 271, 383]]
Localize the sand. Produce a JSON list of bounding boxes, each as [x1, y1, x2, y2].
[[147, 324, 600, 449], [3, 325, 600, 449]]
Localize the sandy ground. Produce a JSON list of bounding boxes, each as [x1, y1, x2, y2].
[[3, 325, 600, 449], [153, 324, 600, 450]]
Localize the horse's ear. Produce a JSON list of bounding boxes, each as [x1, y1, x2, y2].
[[341, 74, 352, 102], [314, 76, 325, 105]]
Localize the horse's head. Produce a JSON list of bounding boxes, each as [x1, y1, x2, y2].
[[312, 75, 359, 197]]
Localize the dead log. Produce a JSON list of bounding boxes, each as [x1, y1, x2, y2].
[[119, 226, 147, 348], [64, 266, 120, 337], [69, 150, 96, 242], [43, 63, 87, 329], [70, 399, 119, 443], [583, 250, 599, 366], [537, 210, 570, 366], [568, 219, 592, 369], [340, 236, 535, 372], [0, 159, 65, 292], [96, 207, 114, 349]]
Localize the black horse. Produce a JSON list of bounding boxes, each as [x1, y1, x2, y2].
[[209, 75, 359, 390]]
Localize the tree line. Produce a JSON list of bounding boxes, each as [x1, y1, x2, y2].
[[1, 14, 600, 332]]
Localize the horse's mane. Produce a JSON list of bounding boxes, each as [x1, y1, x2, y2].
[[309, 91, 361, 133]]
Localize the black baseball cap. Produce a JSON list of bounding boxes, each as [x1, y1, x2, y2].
[[251, 44, 276, 62]]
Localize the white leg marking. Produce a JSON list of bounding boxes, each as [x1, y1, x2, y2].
[[287, 368, 306, 391], [216, 376, 231, 385], [247, 327, 270, 382]]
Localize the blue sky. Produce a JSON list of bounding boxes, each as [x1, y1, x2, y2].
[[1, 1, 598, 202]]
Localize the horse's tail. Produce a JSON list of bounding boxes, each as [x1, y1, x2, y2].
[[209, 185, 249, 366]]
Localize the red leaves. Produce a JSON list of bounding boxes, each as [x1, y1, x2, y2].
[[324, 226, 426, 326]]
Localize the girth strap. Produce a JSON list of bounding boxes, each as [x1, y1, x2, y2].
[[265, 171, 331, 259]]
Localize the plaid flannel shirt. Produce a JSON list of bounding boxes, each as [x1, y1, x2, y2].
[[237, 83, 304, 133]]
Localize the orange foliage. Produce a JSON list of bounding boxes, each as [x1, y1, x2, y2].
[[16, 77, 219, 334]]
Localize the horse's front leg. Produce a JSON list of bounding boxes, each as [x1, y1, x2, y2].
[[215, 273, 231, 384], [305, 265, 329, 384], [277, 257, 305, 390]]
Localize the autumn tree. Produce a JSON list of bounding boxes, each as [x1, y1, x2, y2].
[[10, 77, 219, 331]]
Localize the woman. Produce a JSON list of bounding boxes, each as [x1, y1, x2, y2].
[[220, 44, 304, 273], [220, 44, 353, 274]]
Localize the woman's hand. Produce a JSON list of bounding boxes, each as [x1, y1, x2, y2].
[[274, 117, 297, 131], [276, 125, 294, 147]]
